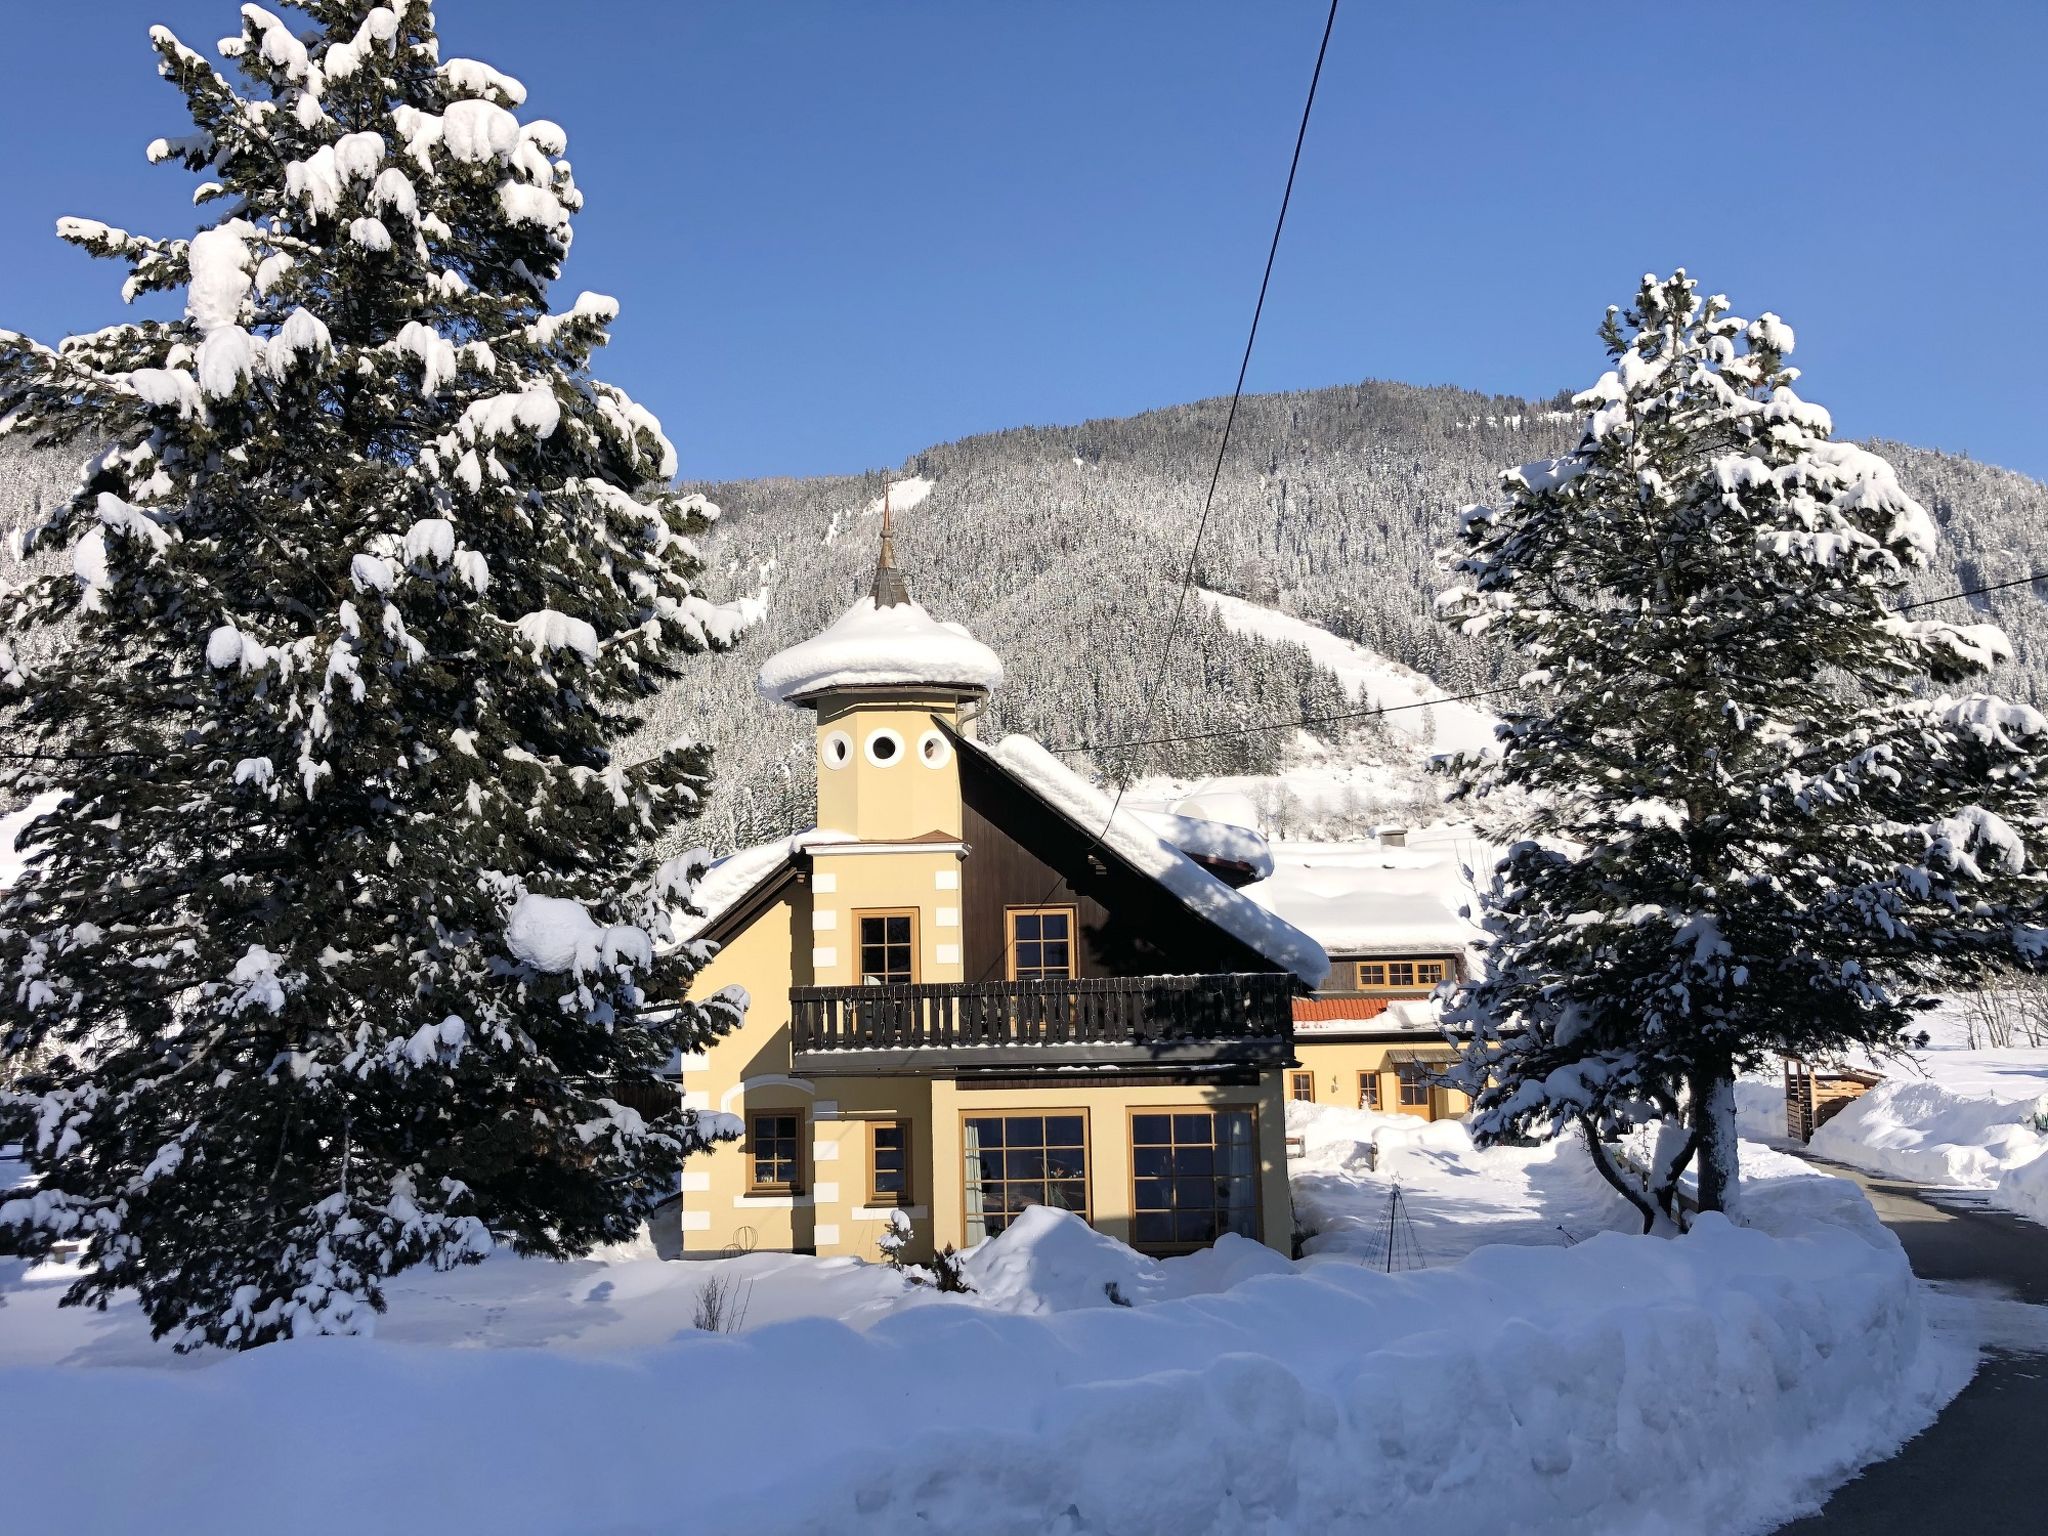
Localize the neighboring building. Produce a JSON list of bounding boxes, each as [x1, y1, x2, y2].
[[673, 509, 1327, 1262], [1245, 840, 1485, 1122]]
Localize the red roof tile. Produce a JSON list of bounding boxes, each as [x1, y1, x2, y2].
[[1293, 996, 1392, 1022]]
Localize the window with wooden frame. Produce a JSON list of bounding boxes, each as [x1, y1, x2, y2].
[[855, 909, 918, 984], [868, 1120, 911, 1206], [1289, 1071, 1315, 1103], [749, 1109, 805, 1193], [962, 1111, 1088, 1243], [1006, 905, 1077, 981], [1358, 1072, 1381, 1111], [1357, 958, 1448, 991], [1130, 1109, 1259, 1252], [1397, 1061, 1430, 1107]]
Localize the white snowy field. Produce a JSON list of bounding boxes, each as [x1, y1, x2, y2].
[[1785, 1005, 2048, 1225], [0, 1113, 1965, 1535]]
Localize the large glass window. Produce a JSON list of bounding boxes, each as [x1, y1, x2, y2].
[[857, 911, 917, 984], [1007, 907, 1076, 981], [962, 1113, 1088, 1242], [1130, 1110, 1258, 1251], [750, 1111, 804, 1193]]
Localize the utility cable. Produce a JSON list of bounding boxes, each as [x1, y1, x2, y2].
[[969, 0, 1342, 985]]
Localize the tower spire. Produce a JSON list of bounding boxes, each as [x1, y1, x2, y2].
[[871, 476, 912, 607]]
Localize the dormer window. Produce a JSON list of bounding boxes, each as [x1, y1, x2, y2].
[[1355, 958, 1448, 992]]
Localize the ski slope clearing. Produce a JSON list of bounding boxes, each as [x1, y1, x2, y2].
[[0, 1115, 1961, 1534], [1198, 587, 1501, 758], [1803, 1007, 2048, 1226]]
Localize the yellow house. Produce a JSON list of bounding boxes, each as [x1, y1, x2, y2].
[[1241, 840, 1479, 1122], [673, 511, 1328, 1263]]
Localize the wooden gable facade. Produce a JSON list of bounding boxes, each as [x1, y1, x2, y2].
[[954, 736, 1286, 984]]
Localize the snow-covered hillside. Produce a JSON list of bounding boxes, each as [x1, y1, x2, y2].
[[13, 389, 2048, 856], [1198, 587, 1500, 758]]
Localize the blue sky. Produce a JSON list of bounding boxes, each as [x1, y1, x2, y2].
[[3, 2, 2042, 483]]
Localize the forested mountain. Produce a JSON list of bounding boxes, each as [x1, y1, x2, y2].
[[9, 378, 2048, 851]]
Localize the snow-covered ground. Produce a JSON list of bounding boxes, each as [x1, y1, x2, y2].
[[1290, 1101, 1641, 1259], [0, 1113, 1965, 1534], [1790, 1005, 2048, 1226]]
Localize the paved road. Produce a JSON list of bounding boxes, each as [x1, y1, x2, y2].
[[1774, 1158, 2048, 1533]]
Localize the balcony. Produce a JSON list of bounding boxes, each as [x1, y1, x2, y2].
[[788, 973, 1297, 1074]]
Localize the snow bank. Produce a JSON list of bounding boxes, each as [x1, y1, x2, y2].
[[981, 735, 1328, 988], [756, 594, 1004, 704], [1781, 1003, 2048, 1225], [957, 1204, 1292, 1313], [0, 1167, 1956, 1535], [1812, 1072, 2048, 1223]]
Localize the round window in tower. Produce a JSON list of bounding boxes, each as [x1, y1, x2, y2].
[[864, 728, 906, 767], [821, 730, 854, 770], [917, 730, 952, 769]]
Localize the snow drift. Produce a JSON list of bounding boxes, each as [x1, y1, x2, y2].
[[0, 1162, 1957, 1535], [1811, 1069, 2048, 1225]]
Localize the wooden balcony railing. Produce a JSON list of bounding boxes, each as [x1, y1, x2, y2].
[[789, 973, 1296, 1058]]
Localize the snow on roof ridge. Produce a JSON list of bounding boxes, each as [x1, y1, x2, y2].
[[757, 594, 1005, 706], [1129, 807, 1275, 881], [979, 735, 1328, 988]]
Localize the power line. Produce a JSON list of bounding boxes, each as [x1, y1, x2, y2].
[[974, 0, 1341, 984], [1894, 568, 2048, 612], [1046, 567, 2048, 759], [1048, 680, 1523, 755], [1118, 0, 1341, 792]]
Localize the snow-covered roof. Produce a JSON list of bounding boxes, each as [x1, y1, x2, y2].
[[1294, 997, 1444, 1035], [1129, 808, 1275, 881], [1245, 841, 1483, 959], [673, 829, 856, 942], [976, 735, 1328, 988], [757, 596, 1005, 706]]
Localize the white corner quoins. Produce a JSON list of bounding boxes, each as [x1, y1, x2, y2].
[[819, 724, 952, 771]]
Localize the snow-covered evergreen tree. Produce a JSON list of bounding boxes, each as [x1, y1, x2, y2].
[[1439, 272, 2048, 1217], [0, 1, 754, 1348]]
